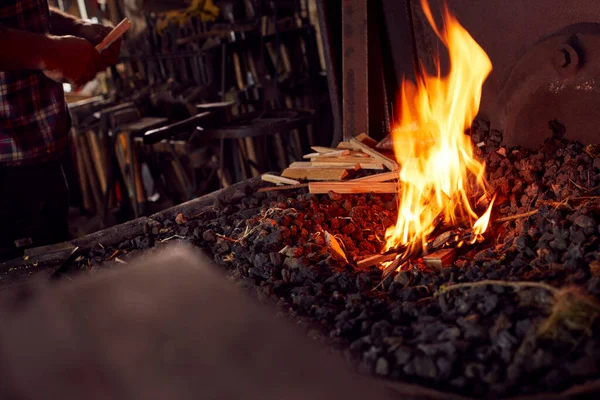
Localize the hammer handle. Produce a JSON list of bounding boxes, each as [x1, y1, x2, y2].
[[95, 18, 132, 53]]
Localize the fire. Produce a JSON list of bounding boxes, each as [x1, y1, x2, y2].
[[384, 0, 494, 254]]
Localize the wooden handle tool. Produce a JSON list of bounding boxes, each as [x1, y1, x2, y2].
[[96, 18, 132, 53]]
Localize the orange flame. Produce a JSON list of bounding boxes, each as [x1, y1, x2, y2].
[[385, 0, 494, 254]]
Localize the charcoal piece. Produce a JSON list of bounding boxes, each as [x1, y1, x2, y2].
[[249, 265, 272, 280], [438, 294, 450, 313], [394, 271, 411, 287], [293, 294, 316, 310], [574, 215, 595, 229], [514, 235, 533, 251], [133, 236, 152, 249], [375, 357, 390, 376], [413, 354, 438, 379], [541, 368, 567, 391], [570, 228, 587, 244], [269, 252, 283, 267], [455, 297, 472, 315], [356, 273, 371, 291], [435, 356, 454, 381], [417, 341, 455, 357], [177, 226, 190, 237], [460, 323, 487, 341], [438, 326, 461, 341], [394, 346, 412, 365], [549, 238, 568, 251], [490, 314, 512, 338], [402, 360, 416, 376], [464, 363, 485, 379], [488, 129, 503, 144], [298, 265, 318, 281], [449, 376, 468, 389], [586, 277, 600, 294], [382, 273, 394, 291], [202, 230, 216, 242], [527, 349, 555, 373], [253, 253, 271, 267], [594, 157, 600, 171], [482, 365, 501, 384], [477, 293, 499, 316]]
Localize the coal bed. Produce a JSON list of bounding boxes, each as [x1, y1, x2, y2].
[[46, 123, 600, 398]]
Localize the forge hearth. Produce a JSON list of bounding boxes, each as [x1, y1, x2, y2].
[[5, 124, 599, 399]]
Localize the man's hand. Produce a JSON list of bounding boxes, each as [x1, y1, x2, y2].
[[75, 22, 122, 67], [74, 22, 111, 46], [43, 35, 103, 87]]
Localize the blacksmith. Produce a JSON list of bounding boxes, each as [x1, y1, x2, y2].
[[0, 1, 122, 261]]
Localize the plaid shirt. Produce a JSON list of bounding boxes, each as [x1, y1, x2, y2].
[[0, 0, 69, 166]]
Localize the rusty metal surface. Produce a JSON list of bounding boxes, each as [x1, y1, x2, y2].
[[317, 0, 343, 146], [0, 245, 443, 400], [382, 0, 600, 147], [342, 0, 369, 140], [497, 24, 600, 147]]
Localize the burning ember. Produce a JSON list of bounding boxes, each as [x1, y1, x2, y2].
[[384, 0, 495, 257]]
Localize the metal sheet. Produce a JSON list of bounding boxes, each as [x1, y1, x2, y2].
[[382, 0, 600, 147], [342, 0, 369, 140]]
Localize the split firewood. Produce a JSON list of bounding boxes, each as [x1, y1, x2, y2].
[[311, 161, 384, 170], [303, 149, 350, 159], [354, 133, 379, 147], [282, 168, 349, 181], [257, 183, 309, 193], [289, 161, 383, 170], [175, 213, 188, 225], [309, 182, 397, 194], [382, 255, 404, 278], [349, 171, 399, 182], [335, 133, 379, 150], [303, 152, 322, 159], [349, 138, 399, 171], [261, 173, 301, 186], [423, 248, 456, 269], [356, 253, 398, 268], [288, 161, 356, 170], [311, 156, 378, 164], [311, 146, 340, 153], [324, 231, 348, 263]]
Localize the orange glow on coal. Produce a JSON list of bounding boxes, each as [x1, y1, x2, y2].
[[385, 0, 494, 254]]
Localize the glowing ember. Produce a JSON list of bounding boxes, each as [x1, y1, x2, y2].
[[385, 0, 494, 255]]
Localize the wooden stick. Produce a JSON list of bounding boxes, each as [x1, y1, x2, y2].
[[311, 161, 384, 170], [80, 134, 103, 213], [337, 142, 353, 150], [311, 146, 342, 153], [289, 161, 355, 169], [304, 150, 351, 159], [382, 255, 404, 278], [261, 173, 301, 186], [357, 253, 398, 268], [86, 130, 107, 193], [354, 132, 379, 147], [282, 168, 349, 181], [95, 18, 132, 52], [72, 132, 93, 213], [310, 156, 378, 164], [423, 248, 456, 269], [493, 209, 539, 223], [258, 183, 309, 193], [350, 171, 399, 182], [309, 182, 397, 194], [350, 138, 399, 171]]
